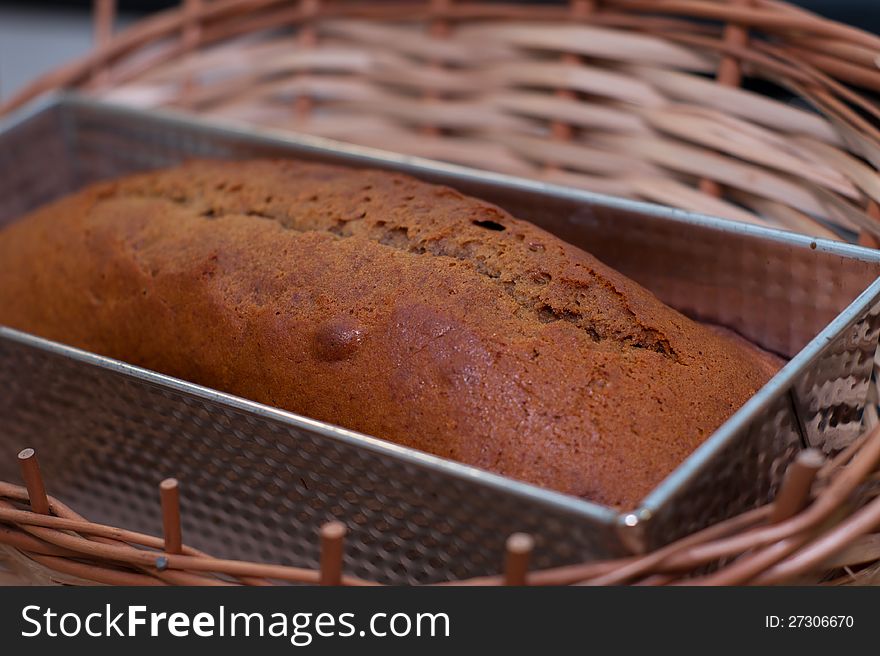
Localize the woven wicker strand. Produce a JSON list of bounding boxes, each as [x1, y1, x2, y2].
[[3, 417, 880, 586], [3, 0, 880, 242]]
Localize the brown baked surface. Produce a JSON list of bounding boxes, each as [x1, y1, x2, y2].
[[0, 160, 777, 508]]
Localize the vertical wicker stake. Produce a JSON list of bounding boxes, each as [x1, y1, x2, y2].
[[93, 0, 116, 47], [504, 533, 534, 586], [770, 449, 825, 524], [428, 0, 452, 42], [17, 448, 50, 515], [699, 0, 752, 199], [570, 1, 596, 18], [858, 201, 880, 248], [295, 0, 321, 122], [91, 0, 117, 88], [159, 478, 183, 554], [180, 0, 204, 109], [546, 1, 594, 165], [422, 0, 452, 139], [319, 521, 347, 586]]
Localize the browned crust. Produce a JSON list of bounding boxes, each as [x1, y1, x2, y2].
[[0, 160, 776, 507]]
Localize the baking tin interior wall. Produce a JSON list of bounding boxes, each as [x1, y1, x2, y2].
[[0, 104, 75, 225]]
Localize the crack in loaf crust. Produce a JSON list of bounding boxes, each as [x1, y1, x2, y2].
[[0, 160, 778, 508]]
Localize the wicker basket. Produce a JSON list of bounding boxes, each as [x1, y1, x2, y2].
[[3, 0, 880, 586], [4, 0, 880, 243]]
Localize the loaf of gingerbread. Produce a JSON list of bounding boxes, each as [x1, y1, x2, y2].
[[0, 160, 777, 507]]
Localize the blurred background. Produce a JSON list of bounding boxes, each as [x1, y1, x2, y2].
[[0, 0, 878, 102]]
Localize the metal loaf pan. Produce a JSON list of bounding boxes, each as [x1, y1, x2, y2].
[[1, 97, 880, 583]]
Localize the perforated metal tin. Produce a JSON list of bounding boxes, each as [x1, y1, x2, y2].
[[1, 97, 880, 581]]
